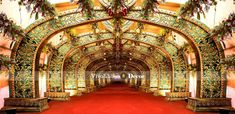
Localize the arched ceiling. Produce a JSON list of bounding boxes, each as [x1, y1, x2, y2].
[[43, 17, 189, 84]]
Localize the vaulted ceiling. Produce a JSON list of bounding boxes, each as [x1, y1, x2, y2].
[[41, 0, 191, 75]]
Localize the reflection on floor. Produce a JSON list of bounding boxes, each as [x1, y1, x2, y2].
[[20, 83, 218, 114]]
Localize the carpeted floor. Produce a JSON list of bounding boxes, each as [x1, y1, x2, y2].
[[21, 84, 217, 114]]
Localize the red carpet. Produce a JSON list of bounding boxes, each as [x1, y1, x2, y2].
[[21, 84, 217, 114]]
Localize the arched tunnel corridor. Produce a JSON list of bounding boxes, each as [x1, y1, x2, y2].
[[85, 56, 150, 90], [28, 48, 191, 114], [27, 51, 208, 114]]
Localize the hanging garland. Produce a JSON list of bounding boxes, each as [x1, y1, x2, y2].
[[64, 29, 77, 45], [106, 0, 128, 17], [136, 22, 144, 34], [42, 43, 57, 53], [18, 0, 57, 19], [0, 54, 14, 70], [180, 43, 193, 53], [177, 0, 217, 19], [142, 0, 161, 19], [225, 55, 235, 64], [210, 13, 235, 40], [0, 13, 24, 39], [159, 28, 170, 43], [221, 55, 235, 67], [91, 22, 101, 39], [134, 22, 144, 40], [70, 0, 101, 40], [70, 0, 94, 19]]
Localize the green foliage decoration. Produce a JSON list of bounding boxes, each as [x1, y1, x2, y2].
[[0, 13, 24, 39], [141, 0, 160, 19], [177, 0, 217, 19], [18, 0, 57, 19], [224, 55, 235, 65], [71, 0, 94, 19], [210, 13, 235, 40], [0, 54, 14, 69]]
